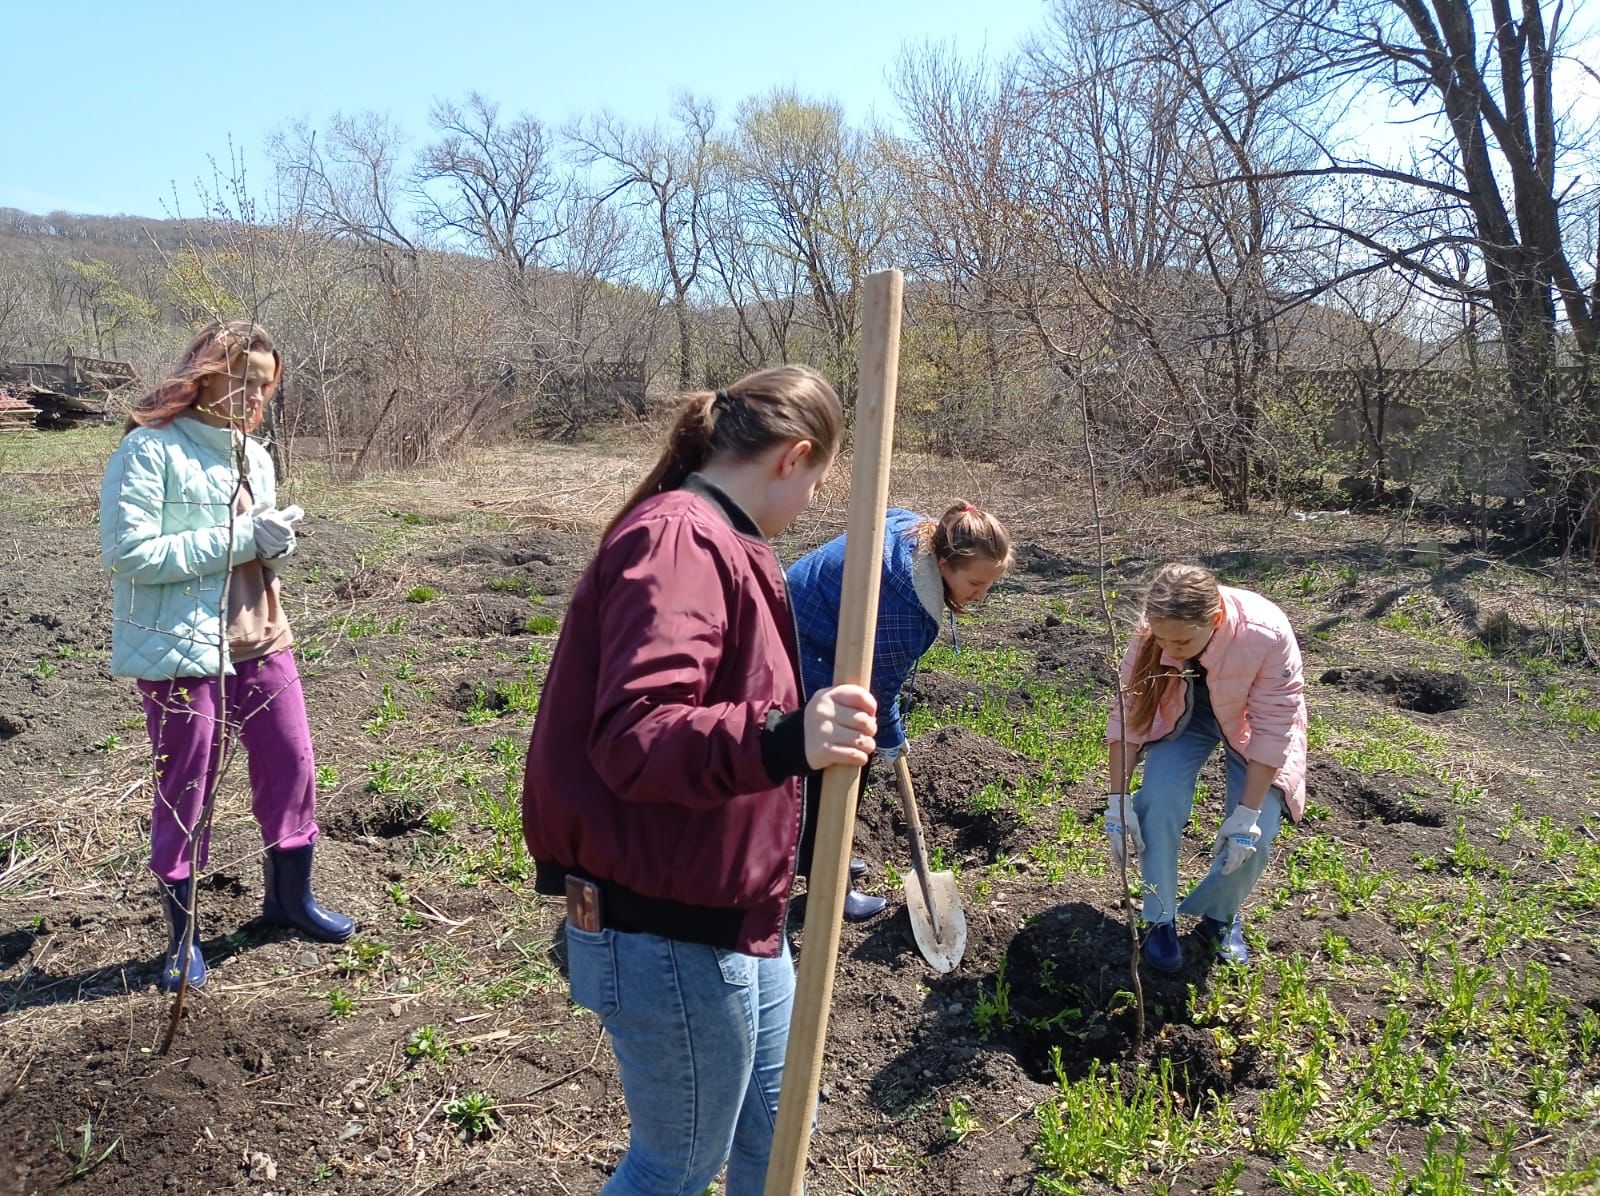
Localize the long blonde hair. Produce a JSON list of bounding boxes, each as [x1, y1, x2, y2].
[[1125, 563, 1223, 734], [123, 321, 281, 436], [604, 365, 843, 539]]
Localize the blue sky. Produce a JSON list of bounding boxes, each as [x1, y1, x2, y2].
[[2, 0, 1049, 219]]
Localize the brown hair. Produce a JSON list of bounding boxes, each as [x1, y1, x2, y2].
[[1124, 563, 1223, 734], [604, 365, 843, 539], [912, 501, 1014, 610], [124, 320, 281, 436]]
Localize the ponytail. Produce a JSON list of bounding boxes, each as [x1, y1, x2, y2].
[[911, 500, 1014, 610], [604, 367, 843, 540], [605, 391, 720, 538]]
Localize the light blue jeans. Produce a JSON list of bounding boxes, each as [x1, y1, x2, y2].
[[1133, 705, 1287, 926], [566, 925, 795, 1196]]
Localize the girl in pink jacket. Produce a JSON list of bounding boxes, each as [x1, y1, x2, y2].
[[1104, 564, 1307, 971]]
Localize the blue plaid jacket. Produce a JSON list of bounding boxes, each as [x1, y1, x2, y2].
[[787, 509, 941, 749]]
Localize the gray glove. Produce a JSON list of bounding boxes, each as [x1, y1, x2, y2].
[[250, 502, 304, 560]]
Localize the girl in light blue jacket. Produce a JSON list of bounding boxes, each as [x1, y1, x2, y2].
[[100, 321, 352, 994]]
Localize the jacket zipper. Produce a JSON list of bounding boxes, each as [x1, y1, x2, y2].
[[1157, 665, 1249, 763]]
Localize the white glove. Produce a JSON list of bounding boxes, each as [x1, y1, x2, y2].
[[1216, 806, 1262, 875], [1105, 794, 1144, 867], [250, 502, 304, 560], [877, 740, 905, 762]]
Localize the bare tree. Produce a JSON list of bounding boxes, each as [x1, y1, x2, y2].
[[569, 94, 718, 388], [893, 44, 1046, 437], [1250, 0, 1600, 541], [712, 91, 901, 401], [415, 93, 570, 290]]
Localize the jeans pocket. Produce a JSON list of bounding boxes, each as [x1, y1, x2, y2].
[[714, 947, 758, 989], [565, 925, 619, 1020]]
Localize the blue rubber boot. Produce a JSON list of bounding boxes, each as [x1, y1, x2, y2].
[[158, 878, 208, 993], [1141, 921, 1184, 973], [261, 844, 354, 942], [1198, 913, 1250, 965], [842, 890, 888, 922]]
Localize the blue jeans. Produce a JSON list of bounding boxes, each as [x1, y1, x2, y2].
[[1133, 706, 1286, 926], [566, 925, 796, 1196]]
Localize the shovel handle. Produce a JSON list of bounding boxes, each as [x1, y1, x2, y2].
[[893, 753, 943, 934]]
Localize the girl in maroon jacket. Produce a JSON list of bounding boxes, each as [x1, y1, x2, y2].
[[522, 365, 877, 1196]]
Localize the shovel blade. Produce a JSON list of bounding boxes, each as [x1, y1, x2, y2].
[[903, 869, 967, 973]]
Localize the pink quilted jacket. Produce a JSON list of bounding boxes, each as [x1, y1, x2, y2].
[[1106, 585, 1307, 820]]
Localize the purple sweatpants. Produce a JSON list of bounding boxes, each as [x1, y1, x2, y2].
[[138, 649, 319, 884]]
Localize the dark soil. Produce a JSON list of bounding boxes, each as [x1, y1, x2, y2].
[[1305, 756, 1450, 828], [1010, 615, 1119, 689], [850, 726, 1041, 873], [430, 531, 586, 598], [1319, 665, 1473, 713], [3, 471, 1598, 1196]]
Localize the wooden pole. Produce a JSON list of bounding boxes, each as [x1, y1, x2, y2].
[[764, 268, 903, 1196]]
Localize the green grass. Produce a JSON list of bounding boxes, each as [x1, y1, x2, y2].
[[365, 683, 406, 735], [443, 1091, 500, 1140], [461, 664, 544, 725], [0, 426, 117, 476], [917, 642, 1033, 689], [907, 677, 1105, 784], [941, 1097, 982, 1143], [333, 612, 384, 640], [1310, 712, 1441, 777], [404, 1025, 451, 1064], [1034, 1054, 1206, 1190], [971, 958, 1014, 1038], [1536, 683, 1600, 734]]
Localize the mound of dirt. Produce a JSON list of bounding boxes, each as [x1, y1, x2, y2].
[[1013, 616, 1118, 688], [434, 531, 585, 596], [4, 1004, 339, 1194], [1305, 756, 1448, 827], [900, 726, 1037, 821], [322, 790, 430, 840], [1320, 665, 1471, 713], [995, 902, 1242, 1097], [424, 595, 537, 639], [905, 670, 989, 714], [1015, 543, 1078, 579], [1150, 1022, 1234, 1106], [850, 727, 1040, 869]]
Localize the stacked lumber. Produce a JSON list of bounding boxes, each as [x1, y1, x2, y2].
[[0, 391, 37, 433]]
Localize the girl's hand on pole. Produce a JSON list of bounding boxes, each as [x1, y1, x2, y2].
[[804, 685, 878, 771]]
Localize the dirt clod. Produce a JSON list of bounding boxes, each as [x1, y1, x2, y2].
[[1320, 665, 1471, 713]]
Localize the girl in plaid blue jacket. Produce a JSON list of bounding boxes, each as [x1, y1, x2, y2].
[[787, 502, 1012, 919]]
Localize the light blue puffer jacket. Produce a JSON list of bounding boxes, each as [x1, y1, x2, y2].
[[99, 416, 287, 680]]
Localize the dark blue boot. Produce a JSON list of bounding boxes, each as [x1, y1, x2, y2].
[[261, 844, 354, 942], [1198, 913, 1250, 965], [158, 878, 208, 993], [842, 889, 888, 923], [849, 858, 869, 884], [1141, 921, 1183, 973]]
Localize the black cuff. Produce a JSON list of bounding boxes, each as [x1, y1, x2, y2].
[[761, 707, 809, 782]]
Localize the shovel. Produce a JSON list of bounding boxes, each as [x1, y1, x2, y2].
[[894, 749, 967, 973]]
